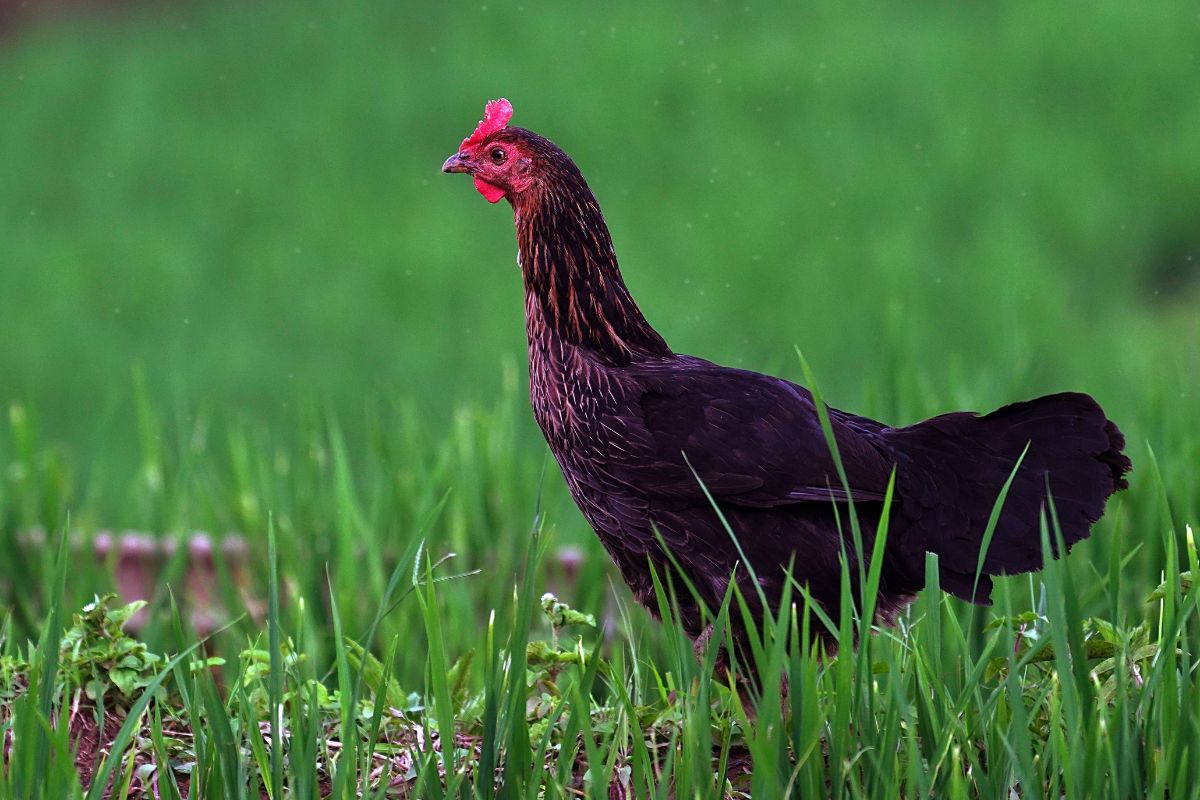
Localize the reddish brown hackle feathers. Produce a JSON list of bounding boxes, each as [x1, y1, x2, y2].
[[460, 98, 514, 151]]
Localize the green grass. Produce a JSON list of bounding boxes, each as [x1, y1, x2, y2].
[[1, 0, 1199, 795], [1, 369, 1197, 796], [0, 453, 1196, 796]]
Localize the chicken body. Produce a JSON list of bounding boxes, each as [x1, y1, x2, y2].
[[443, 105, 1130, 645]]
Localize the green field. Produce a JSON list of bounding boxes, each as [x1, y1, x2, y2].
[[1, 1, 1199, 796]]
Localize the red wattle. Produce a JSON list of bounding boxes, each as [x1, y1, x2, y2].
[[474, 176, 506, 204]]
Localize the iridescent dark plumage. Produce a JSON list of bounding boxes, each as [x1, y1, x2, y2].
[[443, 102, 1131, 647]]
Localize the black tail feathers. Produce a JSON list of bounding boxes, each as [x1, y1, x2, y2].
[[889, 392, 1131, 604]]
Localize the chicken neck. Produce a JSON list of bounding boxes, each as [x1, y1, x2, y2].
[[514, 180, 671, 366]]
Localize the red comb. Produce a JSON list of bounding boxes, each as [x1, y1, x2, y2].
[[459, 98, 513, 151]]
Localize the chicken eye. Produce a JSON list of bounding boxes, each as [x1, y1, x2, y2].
[[489, 147, 507, 164]]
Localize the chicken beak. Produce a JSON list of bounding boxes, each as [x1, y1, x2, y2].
[[441, 153, 473, 174]]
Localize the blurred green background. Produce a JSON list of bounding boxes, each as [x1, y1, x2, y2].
[[1, 0, 1197, 532]]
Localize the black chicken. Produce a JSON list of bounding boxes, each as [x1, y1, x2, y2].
[[442, 99, 1130, 647]]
